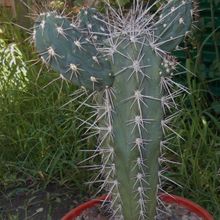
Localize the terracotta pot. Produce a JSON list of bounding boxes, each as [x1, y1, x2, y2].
[[62, 194, 213, 220], [160, 194, 213, 220]]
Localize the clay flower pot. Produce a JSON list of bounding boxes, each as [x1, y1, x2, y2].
[[62, 194, 213, 220]]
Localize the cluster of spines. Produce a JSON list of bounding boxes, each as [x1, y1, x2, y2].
[[32, 0, 195, 219], [69, 1, 192, 219], [33, 11, 114, 91], [88, 1, 192, 219]]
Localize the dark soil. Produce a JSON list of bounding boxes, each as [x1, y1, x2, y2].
[[0, 183, 203, 220], [0, 182, 87, 220]]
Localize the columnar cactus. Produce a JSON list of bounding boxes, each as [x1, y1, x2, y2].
[[33, 0, 194, 219]]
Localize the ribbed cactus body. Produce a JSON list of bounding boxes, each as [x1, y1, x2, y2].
[[79, 8, 109, 42], [33, 1, 194, 219], [154, 0, 193, 52], [34, 12, 113, 90], [109, 40, 163, 219]]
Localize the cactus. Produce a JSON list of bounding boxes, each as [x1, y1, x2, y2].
[[33, 0, 194, 219], [78, 7, 109, 42], [34, 11, 113, 91]]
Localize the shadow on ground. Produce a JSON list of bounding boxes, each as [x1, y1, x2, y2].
[[0, 182, 86, 220]]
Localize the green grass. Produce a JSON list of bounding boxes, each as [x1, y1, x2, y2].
[[0, 22, 94, 191], [0, 18, 97, 219], [0, 182, 89, 220], [166, 59, 220, 218]]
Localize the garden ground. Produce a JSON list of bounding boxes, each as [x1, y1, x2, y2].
[[0, 182, 88, 220]]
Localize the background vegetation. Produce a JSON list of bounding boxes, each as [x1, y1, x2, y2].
[[0, 12, 92, 189], [0, 0, 219, 219]]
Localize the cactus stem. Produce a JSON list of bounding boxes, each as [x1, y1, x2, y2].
[[93, 13, 121, 33], [136, 187, 147, 199], [32, 1, 194, 218], [106, 179, 119, 195], [131, 139, 149, 161], [155, 35, 186, 48], [162, 96, 174, 112], [135, 93, 148, 113], [76, 88, 115, 139], [87, 162, 115, 188], [156, 21, 181, 42], [124, 90, 154, 111], [101, 38, 123, 63], [70, 22, 77, 28], [155, 2, 187, 26], [113, 67, 128, 77]]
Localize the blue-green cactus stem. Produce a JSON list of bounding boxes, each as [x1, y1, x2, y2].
[[32, 0, 194, 219], [79, 8, 109, 42], [154, 0, 193, 52], [106, 39, 163, 220], [34, 12, 114, 91]]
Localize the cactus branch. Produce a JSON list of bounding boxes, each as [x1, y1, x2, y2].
[[32, 1, 194, 219]]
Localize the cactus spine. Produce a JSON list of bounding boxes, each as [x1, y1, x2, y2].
[[33, 0, 194, 219]]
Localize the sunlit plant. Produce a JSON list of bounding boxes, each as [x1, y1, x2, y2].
[[0, 38, 28, 92]]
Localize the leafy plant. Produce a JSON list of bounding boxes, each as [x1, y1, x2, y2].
[[0, 38, 28, 92], [0, 23, 91, 189]]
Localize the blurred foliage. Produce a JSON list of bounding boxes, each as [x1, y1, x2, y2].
[[0, 20, 93, 188], [175, 0, 220, 100], [0, 38, 28, 92], [197, 0, 220, 98], [49, 0, 65, 9]]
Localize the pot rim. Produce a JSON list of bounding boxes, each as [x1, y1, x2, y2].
[[61, 194, 213, 220]]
